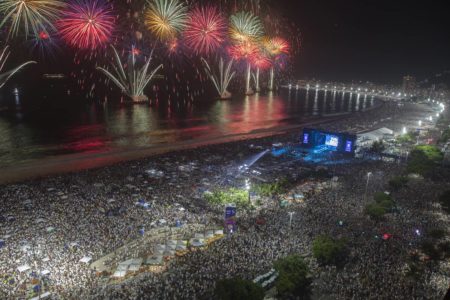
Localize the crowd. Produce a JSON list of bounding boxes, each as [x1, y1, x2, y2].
[[1, 100, 448, 299]]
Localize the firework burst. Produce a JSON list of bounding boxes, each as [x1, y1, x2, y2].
[[57, 0, 115, 50], [97, 45, 163, 102], [184, 6, 227, 56], [0, 46, 36, 89], [251, 52, 270, 92], [251, 52, 271, 70], [229, 11, 263, 43], [228, 41, 259, 95], [228, 41, 258, 61], [0, 0, 65, 39], [145, 0, 187, 41], [263, 36, 289, 56], [201, 57, 235, 99], [30, 30, 60, 59]]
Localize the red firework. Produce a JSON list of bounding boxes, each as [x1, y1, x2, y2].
[[184, 6, 227, 55], [251, 53, 271, 70], [228, 42, 258, 61], [57, 0, 115, 50], [263, 37, 290, 56]]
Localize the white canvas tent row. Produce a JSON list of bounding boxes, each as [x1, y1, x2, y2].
[[114, 258, 143, 276]]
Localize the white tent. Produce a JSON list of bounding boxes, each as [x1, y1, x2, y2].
[[175, 244, 187, 251], [189, 238, 205, 247], [21, 245, 30, 252], [167, 240, 177, 246], [112, 270, 126, 278], [166, 244, 176, 251], [205, 230, 214, 239], [128, 258, 143, 272], [214, 229, 224, 236], [17, 264, 30, 272], [41, 270, 50, 276], [194, 233, 204, 239], [155, 244, 166, 251], [163, 249, 175, 257], [145, 255, 163, 265], [30, 291, 51, 300], [79, 256, 92, 264], [154, 249, 164, 255]]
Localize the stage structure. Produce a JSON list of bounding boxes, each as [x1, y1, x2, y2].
[[301, 128, 357, 156]]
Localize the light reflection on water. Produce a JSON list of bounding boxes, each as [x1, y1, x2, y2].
[[0, 89, 378, 167]]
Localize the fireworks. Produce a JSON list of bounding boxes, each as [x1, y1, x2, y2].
[[30, 30, 60, 58], [97, 45, 163, 102], [263, 36, 289, 56], [262, 37, 289, 91], [57, 0, 115, 50], [201, 57, 235, 99], [251, 53, 271, 70], [0, 46, 36, 89], [184, 6, 227, 55], [0, 0, 65, 39], [229, 11, 263, 43], [145, 0, 187, 41], [228, 41, 258, 61]]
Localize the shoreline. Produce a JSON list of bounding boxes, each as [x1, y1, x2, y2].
[[0, 99, 385, 185], [0, 116, 344, 185]]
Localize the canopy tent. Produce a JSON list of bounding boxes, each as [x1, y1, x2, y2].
[[194, 233, 204, 239], [205, 231, 214, 239], [214, 229, 224, 236], [128, 258, 143, 272], [112, 270, 126, 278], [167, 240, 177, 246], [166, 244, 176, 251], [79, 256, 92, 264], [163, 249, 175, 257], [357, 127, 394, 142], [155, 244, 166, 251], [40, 270, 50, 276], [21, 245, 31, 252], [30, 291, 51, 300], [17, 264, 30, 272], [145, 255, 163, 265], [175, 244, 187, 251], [189, 238, 205, 247], [154, 249, 164, 255]]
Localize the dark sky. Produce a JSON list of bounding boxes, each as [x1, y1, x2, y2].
[[278, 0, 450, 84]]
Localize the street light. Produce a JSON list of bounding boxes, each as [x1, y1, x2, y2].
[[418, 120, 422, 127], [288, 211, 295, 228], [402, 127, 407, 135], [245, 179, 251, 203], [363, 172, 372, 202]]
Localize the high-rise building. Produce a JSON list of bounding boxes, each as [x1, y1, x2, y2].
[[402, 75, 416, 92]]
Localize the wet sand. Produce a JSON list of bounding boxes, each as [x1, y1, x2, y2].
[[0, 116, 346, 185]]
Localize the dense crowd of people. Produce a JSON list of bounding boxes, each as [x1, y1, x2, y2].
[[1, 100, 448, 299]]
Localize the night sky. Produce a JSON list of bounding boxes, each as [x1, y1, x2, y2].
[[279, 0, 450, 84]]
